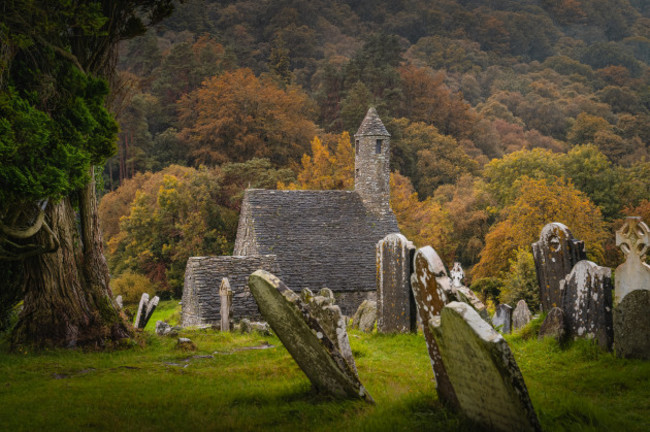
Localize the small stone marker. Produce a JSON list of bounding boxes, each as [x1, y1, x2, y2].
[[177, 337, 197, 351], [410, 246, 459, 410], [615, 217, 650, 304], [538, 307, 566, 342], [249, 270, 373, 402], [115, 295, 123, 310], [351, 300, 377, 332], [492, 304, 513, 334], [219, 278, 233, 332], [512, 300, 533, 331], [155, 321, 172, 336], [431, 302, 542, 432], [450, 262, 465, 288], [614, 290, 650, 359], [532, 222, 586, 311], [560, 260, 613, 350], [376, 233, 416, 333]]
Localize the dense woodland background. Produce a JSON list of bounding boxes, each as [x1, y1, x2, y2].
[[101, 0, 650, 309]]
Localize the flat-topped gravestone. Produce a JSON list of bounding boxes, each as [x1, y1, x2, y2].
[[614, 289, 650, 359], [512, 300, 533, 331], [560, 260, 613, 350], [532, 222, 586, 311], [615, 217, 650, 304], [538, 307, 566, 342], [377, 233, 417, 333], [411, 246, 459, 410], [431, 302, 541, 432], [492, 304, 513, 334], [351, 300, 377, 332], [248, 270, 372, 402], [219, 278, 233, 332]]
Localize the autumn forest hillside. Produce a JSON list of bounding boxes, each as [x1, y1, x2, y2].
[[103, 0, 650, 307]]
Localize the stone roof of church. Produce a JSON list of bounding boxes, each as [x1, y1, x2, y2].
[[233, 189, 399, 292], [355, 107, 390, 137]]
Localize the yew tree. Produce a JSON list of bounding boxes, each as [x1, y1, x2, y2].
[[0, 0, 176, 348]]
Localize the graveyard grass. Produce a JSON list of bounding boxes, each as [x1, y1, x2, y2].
[[1, 304, 649, 432]]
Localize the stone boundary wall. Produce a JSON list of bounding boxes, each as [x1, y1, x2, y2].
[[181, 255, 279, 327]]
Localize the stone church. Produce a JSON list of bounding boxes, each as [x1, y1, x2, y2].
[[181, 108, 399, 326]]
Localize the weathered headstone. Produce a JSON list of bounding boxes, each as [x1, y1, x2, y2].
[[410, 246, 459, 410], [615, 217, 650, 304], [142, 295, 159, 329], [492, 304, 513, 334], [450, 262, 465, 288], [134, 293, 149, 329], [431, 302, 542, 432], [532, 222, 586, 311], [114, 295, 123, 310], [560, 260, 613, 350], [512, 300, 533, 331], [351, 300, 377, 332], [454, 285, 489, 320], [249, 270, 372, 402], [613, 289, 650, 359], [302, 288, 357, 375], [376, 233, 416, 333], [538, 307, 566, 342], [219, 278, 233, 332]]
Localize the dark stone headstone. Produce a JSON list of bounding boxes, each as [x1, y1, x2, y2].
[[560, 260, 613, 350], [492, 304, 513, 334], [141, 296, 159, 329], [249, 270, 373, 402], [134, 293, 149, 329], [538, 307, 566, 342], [512, 300, 533, 331], [613, 290, 650, 359], [532, 222, 586, 311], [431, 302, 542, 432], [411, 246, 459, 410], [351, 300, 377, 332], [615, 217, 650, 304], [377, 233, 416, 333]]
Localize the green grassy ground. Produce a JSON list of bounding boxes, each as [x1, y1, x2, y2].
[[0, 302, 648, 431]]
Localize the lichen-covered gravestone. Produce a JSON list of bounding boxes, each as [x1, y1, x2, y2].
[[450, 262, 464, 288], [248, 270, 372, 402], [219, 278, 233, 332], [560, 260, 613, 350], [615, 217, 650, 304], [134, 293, 160, 329], [492, 304, 513, 334], [538, 307, 566, 342], [377, 233, 416, 333], [614, 290, 650, 359], [351, 300, 377, 332], [532, 222, 586, 311], [512, 300, 533, 331], [410, 246, 459, 410], [431, 302, 541, 432]]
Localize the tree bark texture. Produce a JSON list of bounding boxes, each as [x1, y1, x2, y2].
[[11, 171, 131, 349]]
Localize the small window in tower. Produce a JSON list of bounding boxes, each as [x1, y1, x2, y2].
[[376, 139, 382, 154], [355, 140, 359, 155]]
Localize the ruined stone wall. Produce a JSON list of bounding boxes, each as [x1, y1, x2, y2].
[[181, 255, 279, 327]]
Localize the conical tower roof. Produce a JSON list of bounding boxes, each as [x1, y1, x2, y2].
[[355, 107, 390, 137]]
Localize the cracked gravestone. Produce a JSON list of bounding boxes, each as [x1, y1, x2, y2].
[[532, 222, 586, 311], [560, 260, 613, 350], [219, 278, 233, 332], [431, 302, 542, 432], [614, 289, 650, 359], [512, 300, 533, 331], [410, 246, 459, 410], [615, 217, 650, 304], [351, 300, 377, 332], [248, 270, 372, 402], [376, 233, 417, 333], [492, 304, 513, 334]]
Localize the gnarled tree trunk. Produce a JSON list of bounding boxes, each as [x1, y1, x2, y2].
[[11, 170, 131, 348]]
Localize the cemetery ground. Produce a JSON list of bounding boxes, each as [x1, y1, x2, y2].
[[1, 302, 649, 432]]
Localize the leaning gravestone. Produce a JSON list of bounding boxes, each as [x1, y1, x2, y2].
[[538, 307, 566, 342], [560, 260, 613, 350], [377, 233, 417, 333], [141, 295, 159, 329], [134, 293, 159, 329], [492, 304, 513, 334], [613, 290, 650, 359], [411, 246, 459, 410], [615, 217, 650, 304], [219, 278, 233, 332], [431, 302, 542, 432], [351, 300, 377, 332], [248, 270, 372, 402], [512, 300, 533, 331], [454, 285, 490, 320], [532, 222, 586, 311]]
